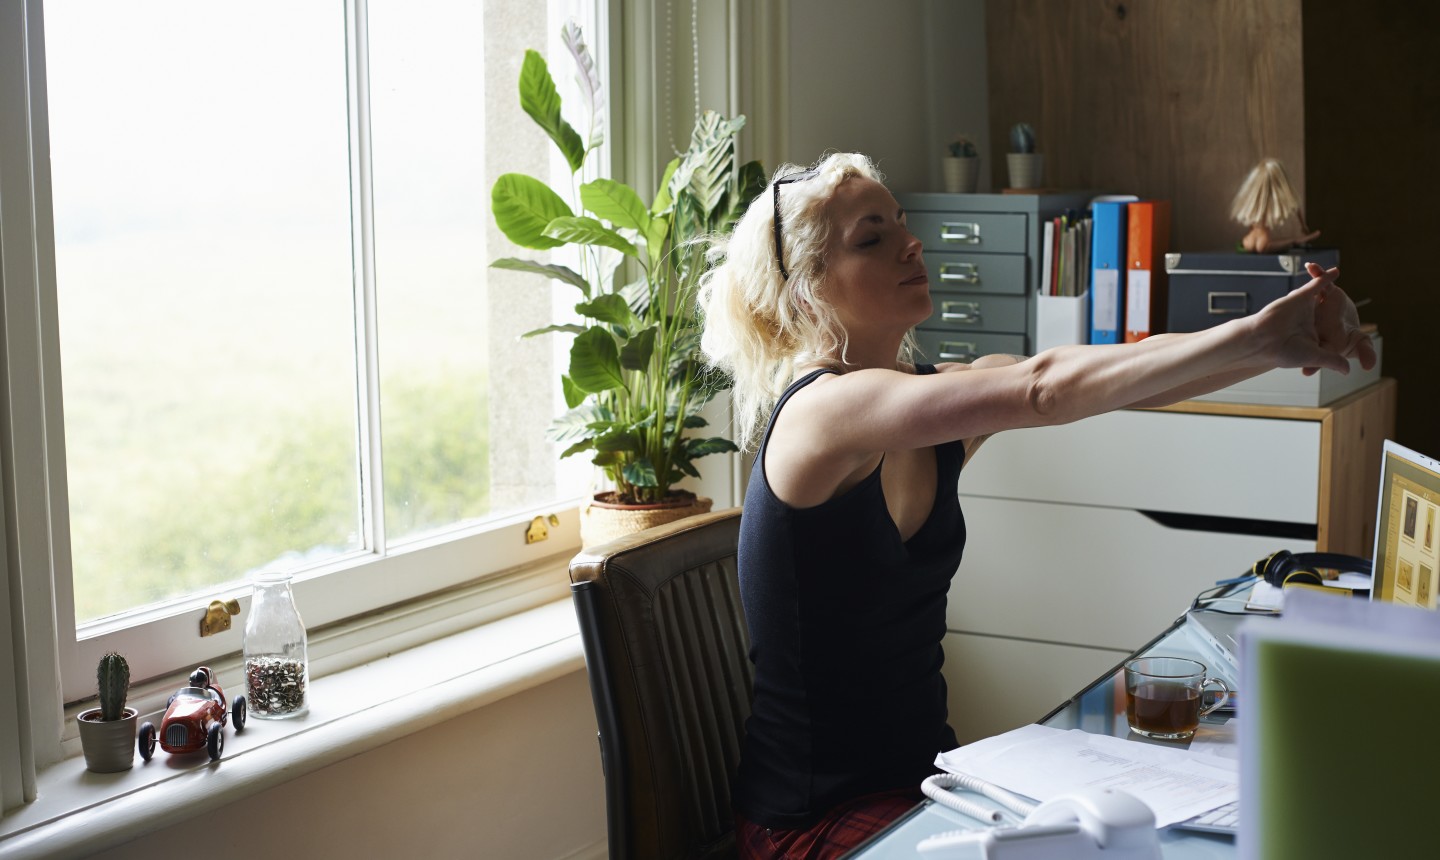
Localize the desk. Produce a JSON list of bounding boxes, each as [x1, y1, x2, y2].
[[847, 610, 1251, 858]]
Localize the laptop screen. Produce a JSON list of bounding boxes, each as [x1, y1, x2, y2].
[[1370, 440, 1440, 608]]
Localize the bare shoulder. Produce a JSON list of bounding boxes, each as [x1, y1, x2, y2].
[[761, 371, 879, 507]]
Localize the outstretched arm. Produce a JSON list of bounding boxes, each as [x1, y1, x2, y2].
[[786, 263, 1372, 461], [1125, 263, 1375, 408]]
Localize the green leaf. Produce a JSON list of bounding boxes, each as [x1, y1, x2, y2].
[[491, 174, 574, 250], [622, 459, 658, 487], [595, 430, 641, 452], [561, 375, 586, 409], [561, 22, 605, 150], [652, 157, 681, 215], [558, 439, 593, 459], [682, 414, 709, 429], [490, 257, 591, 297], [568, 326, 625, 393], [575, 293, 635, 327], [620, 277, 652, 317], [547, 401, 609, 443], [619, 325, 657, 371], [592, 451, 621, 467], [518, 50, 585, 173], [581, 179, 650, 233], [730, 160, 769, 224], [544, 216, 638, 258], [687, 437, 740, 458], [645, 213, 671, 271], [677, 110, 741, 219], [520, 323, 586, 338], [675, 458, 702, 479]]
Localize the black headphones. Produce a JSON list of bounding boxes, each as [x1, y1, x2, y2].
[[1252, 549, 1372, 588]]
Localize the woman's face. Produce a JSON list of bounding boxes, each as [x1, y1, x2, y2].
[[819, 176, 931, 339]]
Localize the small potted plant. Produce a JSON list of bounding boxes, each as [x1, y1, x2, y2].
[[1006, 122, 1044, 189], [77, 652, 138, 773], [942, 134, 980, 193]]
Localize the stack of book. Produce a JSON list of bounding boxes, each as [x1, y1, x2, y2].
[[1040, 211, 1091, 298], [1034, 197, 1171, 352]]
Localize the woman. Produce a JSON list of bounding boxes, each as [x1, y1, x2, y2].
[[697, 153, 1373, 859]]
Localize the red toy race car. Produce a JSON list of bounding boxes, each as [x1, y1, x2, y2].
[[139, 666, 246, 761]]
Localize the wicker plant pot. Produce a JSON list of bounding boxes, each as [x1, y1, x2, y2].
[[580, 491, 713, 548]]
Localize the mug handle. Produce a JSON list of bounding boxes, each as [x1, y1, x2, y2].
[[1198, 677, 1231, 717]]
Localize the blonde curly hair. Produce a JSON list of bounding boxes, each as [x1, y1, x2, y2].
[[698, 152, 915, 451]]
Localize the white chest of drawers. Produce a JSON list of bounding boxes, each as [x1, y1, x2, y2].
[[941, 380, 1396, 743]]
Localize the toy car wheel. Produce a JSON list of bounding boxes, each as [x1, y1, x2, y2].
[[232, 695, 247, 732], [138, 722, 157, 761], [206, 723, 224, 760]]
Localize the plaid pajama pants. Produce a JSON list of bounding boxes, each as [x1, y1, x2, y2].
[[735, 786, 924, 860]]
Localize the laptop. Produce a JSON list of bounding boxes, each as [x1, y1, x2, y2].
[[1368, 439, 1440, 608]]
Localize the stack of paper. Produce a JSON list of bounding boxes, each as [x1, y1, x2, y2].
[[935, 724, 1237, 828]]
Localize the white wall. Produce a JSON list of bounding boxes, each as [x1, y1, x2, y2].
[[93, 672, 606, 860], [784, 0, 990, 193]]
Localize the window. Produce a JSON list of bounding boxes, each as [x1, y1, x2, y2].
[[35, 0, 600, 701]]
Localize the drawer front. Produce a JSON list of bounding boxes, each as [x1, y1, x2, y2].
[[925, 293, 1027, 333], [942, 632, 1124, 745], [956, 409, 1321, 523], [908, 211, 1027, 254], [947, 496, 1314, 650], [914, 329, 1026, 363], [924, 252, 1027, 295]]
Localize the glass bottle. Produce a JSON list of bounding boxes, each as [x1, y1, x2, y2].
[[242, 569, 309, 719]]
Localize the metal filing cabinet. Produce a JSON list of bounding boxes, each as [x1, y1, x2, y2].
[[899, 192, 1094, 360]]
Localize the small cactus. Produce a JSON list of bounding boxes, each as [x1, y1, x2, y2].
[[97, 652, 130, 721], [948, 134, 977, 158], [1009, 122, 1036, 154]]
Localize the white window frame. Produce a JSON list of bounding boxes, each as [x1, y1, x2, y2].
[[10, 0, 608, 707], [2, 1, 755, 816]]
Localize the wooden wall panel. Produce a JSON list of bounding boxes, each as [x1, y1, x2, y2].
[[985, 0, 1305, 251]]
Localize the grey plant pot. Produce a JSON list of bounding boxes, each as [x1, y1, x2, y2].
[[77, 707, 137, 773]]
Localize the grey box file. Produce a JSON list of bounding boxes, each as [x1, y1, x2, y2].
[[1166, 248, 1341, 333]]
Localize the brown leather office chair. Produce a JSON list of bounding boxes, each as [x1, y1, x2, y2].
[[569, 508, 751, 860]]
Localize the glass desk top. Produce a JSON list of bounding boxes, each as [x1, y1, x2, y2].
[[844, 609, 1271, 859]]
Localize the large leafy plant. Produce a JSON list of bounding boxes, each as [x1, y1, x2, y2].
[[491, 24, 763, 505]]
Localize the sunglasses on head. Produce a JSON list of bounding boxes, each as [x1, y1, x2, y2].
[[772, 168, 819, 280]]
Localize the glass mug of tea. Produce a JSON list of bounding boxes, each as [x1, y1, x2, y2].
[[1124, 656, 1230, 740]]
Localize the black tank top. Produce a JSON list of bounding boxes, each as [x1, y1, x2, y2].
[[732, 365, 967, 829]]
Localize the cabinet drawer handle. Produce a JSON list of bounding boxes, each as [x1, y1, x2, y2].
[[937, 342, 979, 362], [941, 301, 982, 324], [1208, 291, 1249, 315], [939, 262, 980, 284], [939, 221, 982, 244]]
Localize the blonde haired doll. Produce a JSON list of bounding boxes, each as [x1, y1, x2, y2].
[[1231, 158, 1322, 253]]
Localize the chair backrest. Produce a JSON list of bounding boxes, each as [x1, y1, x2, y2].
[[569, 508, 750, 860]]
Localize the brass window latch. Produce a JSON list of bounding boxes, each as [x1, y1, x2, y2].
[[200, 598, 241, 637], [526, 513, 561, 544]]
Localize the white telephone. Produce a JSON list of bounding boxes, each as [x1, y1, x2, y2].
[[918, 774, 1162, 860]]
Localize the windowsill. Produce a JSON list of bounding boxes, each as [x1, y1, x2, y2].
[[0, 557, 586, 859]]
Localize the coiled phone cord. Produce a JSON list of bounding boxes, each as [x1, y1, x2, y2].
[[920, 772, 1038, 825]]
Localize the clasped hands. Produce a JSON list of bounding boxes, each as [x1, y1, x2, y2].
[[1265, 261, 1377, 376]]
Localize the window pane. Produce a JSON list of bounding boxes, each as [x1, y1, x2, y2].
[[368, 0, 585, 543], [46, 1, 361, 623]]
